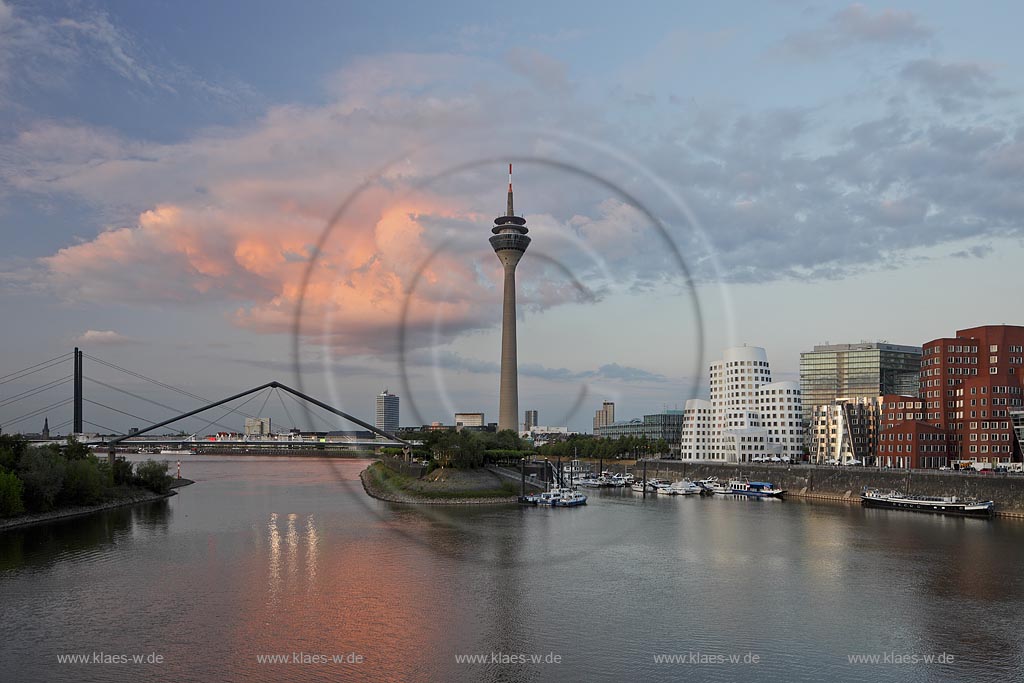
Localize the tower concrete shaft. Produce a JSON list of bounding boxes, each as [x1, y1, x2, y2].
[[489, 164, 530, 432], [498, 255, 522, 431]]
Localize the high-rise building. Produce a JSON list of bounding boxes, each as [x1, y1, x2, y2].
[[593, 401, 615, 432], [800, 342, 922, 452], [375, 389, 399, 435], [490, 164, 531, 432], [596, 411, 684, 455], [680, 346, 803, 463], [876, 325, 1024, 468], [245, 417, 271, 436], [809, 396, 883, 465], [524, 410, 538, 431]]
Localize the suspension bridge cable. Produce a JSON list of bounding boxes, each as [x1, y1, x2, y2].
[[180, 387, 268, 441], [0, 376, 74, 407], [82, 419, 122, 435], [0, 354, 73, 385], [254, 388, 273, 423], [5, 398, 74, 427], [82, 353, 259, 419], [280, 388, 336, 432], [82, 376, 238, 434], [274, 387, 297, 430], [51, 419, 74, 432], [83, 398, 155, 424], [278, 387, 315, 431]]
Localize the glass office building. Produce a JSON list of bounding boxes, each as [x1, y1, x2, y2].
[[800, 342, 922, 451]]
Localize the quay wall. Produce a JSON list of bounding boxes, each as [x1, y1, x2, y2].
[[631, 462, 1024, 517]]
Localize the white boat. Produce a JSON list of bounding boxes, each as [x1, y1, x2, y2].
[[536, 488, 568, 505], [552, 490, 588, 507], [668, 479, 701, 495], [649, 479, 673, 494], [727, 479, 786, 498], [630, 481, 647, 493], [710, 483, 732, 495], [694, 476, 718, 490]]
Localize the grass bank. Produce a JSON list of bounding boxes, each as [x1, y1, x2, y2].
[[360, 462, 518, 505]]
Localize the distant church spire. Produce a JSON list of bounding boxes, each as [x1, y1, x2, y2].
[[42, 417, 49, 438]]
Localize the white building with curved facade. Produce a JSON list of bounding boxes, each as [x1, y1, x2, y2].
[[679, 346, 804, 463]]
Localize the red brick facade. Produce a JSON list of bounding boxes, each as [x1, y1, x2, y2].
[[879, 325, 1024, 468], [877, 395, 949, 468]]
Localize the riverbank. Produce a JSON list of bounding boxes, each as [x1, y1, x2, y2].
[[360, 463, 518, 505], [633, 461, 1024, 518], [0, 478, 194, 532]]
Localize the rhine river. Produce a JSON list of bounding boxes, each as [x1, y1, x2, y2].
[[3, 455, 1023, 682]]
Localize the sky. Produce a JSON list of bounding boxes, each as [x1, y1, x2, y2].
[[1, 1, 1023, 435]]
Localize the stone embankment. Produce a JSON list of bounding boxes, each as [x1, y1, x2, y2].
[[636, 462, 1024, 518]]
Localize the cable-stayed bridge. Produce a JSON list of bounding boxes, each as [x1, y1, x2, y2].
[[0, 349, 410, 454]]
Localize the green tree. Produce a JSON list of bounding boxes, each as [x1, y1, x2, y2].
[[0, 469, 25, 517], [135, 459, 173, 494], [109, 456, 134, 485], [63, 436, 92, 461], [432, 431, 485, 469], [0, 434, 29, 472], [61, 456, 106, 505], [18, 447, 67, 512]]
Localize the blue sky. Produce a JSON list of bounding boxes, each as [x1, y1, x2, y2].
[[1, 1, 1023, 435]]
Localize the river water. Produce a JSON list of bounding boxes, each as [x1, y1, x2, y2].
[[2, 455, 1023, 682]]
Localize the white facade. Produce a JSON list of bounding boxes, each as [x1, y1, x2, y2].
[[375, 390, 399, 434], [679, 346, 803, 462], [810, 396, 882, 464]]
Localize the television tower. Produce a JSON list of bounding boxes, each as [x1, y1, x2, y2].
[[489, 164, 531, 432]]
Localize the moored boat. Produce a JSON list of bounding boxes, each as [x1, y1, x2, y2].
[[860, 488, 994, 517], [727, 479, 786, 498], [552, 490, 588, 507], [668, 479, 701, 495]]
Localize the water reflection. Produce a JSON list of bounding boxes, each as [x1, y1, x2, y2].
[[0, 499, 170, 574], [306, 515, 318, 586], [6, 458, 1024, 683], [267, 511, 281, 600]]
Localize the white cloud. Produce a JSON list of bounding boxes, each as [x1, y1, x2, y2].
[[75, 329, 136, 345], [776, 3, 932, 59]]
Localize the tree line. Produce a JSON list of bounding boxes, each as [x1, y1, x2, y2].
[[382, 429, 532, 469], [380, 429, 668, 468], [0, 435, 174, 518], [537, 434, 669, 459]]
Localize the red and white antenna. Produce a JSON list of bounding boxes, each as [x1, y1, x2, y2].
[[506, 163, 515, 216]]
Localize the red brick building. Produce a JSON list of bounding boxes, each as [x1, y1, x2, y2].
[[877, 395, 949, 468], [879, 325, 1024, 468]]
